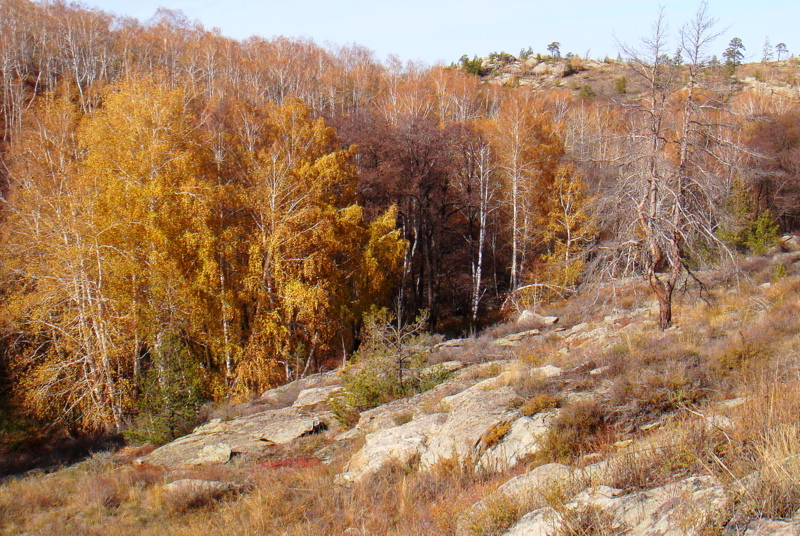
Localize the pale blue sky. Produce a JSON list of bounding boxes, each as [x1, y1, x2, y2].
[[87, 0, 797, 65]]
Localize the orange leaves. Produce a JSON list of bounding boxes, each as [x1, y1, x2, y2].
[[1, 71, 405, 422], [217, 97, 405, 396]]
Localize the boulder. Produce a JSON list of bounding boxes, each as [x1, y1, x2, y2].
[[187, 443, 232, 466], [292, 385, 341, 410], [503, 506, 563, 536], [502, 475, 729, 536], [506, 329, 542, 342], [421, 360, 465, 376], [457, 463, 574, 536], [258, 371, 341, 406], [256, 413, 328, 445], [524, 57, 540, 69], [498, 463, 575, 498], [354, 378, 476, 435], [478, 411, 556, 471], [494, 329, 541, 347], [340, 380, 530, 483], [434, 338, 469, 350], [532, 62, 551, 75], [745, 519, 800, 535], [780, 234, 800, 253], [518, 310, 559, 326], [551, 63, 569, 78], [143, 407, 330, 467], [419, 385, 520, 470], [533, 365, 562, 378], [337, 413, 448, 484]]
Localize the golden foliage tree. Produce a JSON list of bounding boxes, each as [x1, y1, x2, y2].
[[526, 164, 597, 305], [1, 93, 135, 432], [234, 98, 405, 395]]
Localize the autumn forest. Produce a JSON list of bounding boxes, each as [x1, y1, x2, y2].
[[0, 0, 798, 439]]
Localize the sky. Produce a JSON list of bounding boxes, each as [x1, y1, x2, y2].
[[85, 0, 798, 66]]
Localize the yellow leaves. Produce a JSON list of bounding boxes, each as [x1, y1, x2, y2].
[[220, 97, 405, 393], [528, 165, 597, 303], [360, 205, 406, 304], [2, 75, 405, 421]]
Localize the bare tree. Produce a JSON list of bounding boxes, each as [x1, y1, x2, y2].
[[618, 5, 721, 328]]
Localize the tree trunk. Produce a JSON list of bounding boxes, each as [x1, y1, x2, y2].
[[648, 269, 673, 329]]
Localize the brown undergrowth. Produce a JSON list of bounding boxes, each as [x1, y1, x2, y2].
[[0, 451, 511, 536]]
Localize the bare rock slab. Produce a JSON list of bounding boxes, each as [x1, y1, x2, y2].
[[457, 463, 574, 536], [494, 329, 541, 347], [745, 519, 800, 535], [518, 310, 559, 326], [419, 385, 520, 470], [338, 413, 448, 485], [502, 475, 729, 536], [143, 407, 330, 467], [478, 411, 557, 471], [187, 443, 232, 466], [292, 385, 342, 410]]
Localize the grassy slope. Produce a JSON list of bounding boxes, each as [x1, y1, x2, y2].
[[3, 252, 800, 535]]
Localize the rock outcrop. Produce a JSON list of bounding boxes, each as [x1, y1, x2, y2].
[[143, 406, 330, 467], [337, 413, 447, 484], [503, 475, 729, 536], [138, 303, 768, 534]]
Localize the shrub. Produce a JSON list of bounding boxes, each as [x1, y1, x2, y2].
[[538, 398, 609, 462], [463, 494, 521, 536], [578, 84, 596, 99], [744, 210, 780, 254], [124, 331, 205, 445], [519, 46, 534, 60], [330, 310, 452, 426], [459, 54, 484, 76], [481, 420, 512, 447], [520, 394, 560, 416], [488, 51, 515, 65], [614, 76, 627, 94], [718, 180, 780, 255]]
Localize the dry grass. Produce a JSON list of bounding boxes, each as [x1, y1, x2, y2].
[[535, 398, 615, 464], [520, 394, 560, 416], [0, 445, 513, 536], [4, 266, 800, 534], [461, 493, 523, 536], [556, 504, 625, 536]]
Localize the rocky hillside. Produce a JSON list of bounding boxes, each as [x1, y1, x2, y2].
[[4, 244, 800, 534], [474, 53, 800, 103]]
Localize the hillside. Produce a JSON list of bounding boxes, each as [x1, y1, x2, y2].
[[3, 1, 800, 441], [3, 7, 800, 534], [473, 53, 800, 98], [3, 243, 800, 535]]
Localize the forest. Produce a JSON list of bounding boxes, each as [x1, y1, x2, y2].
[[0, 0, 798, 439]]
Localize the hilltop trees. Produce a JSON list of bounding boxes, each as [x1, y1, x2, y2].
[[776, 42, 788, 61], [723, 37, 745, 69]]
